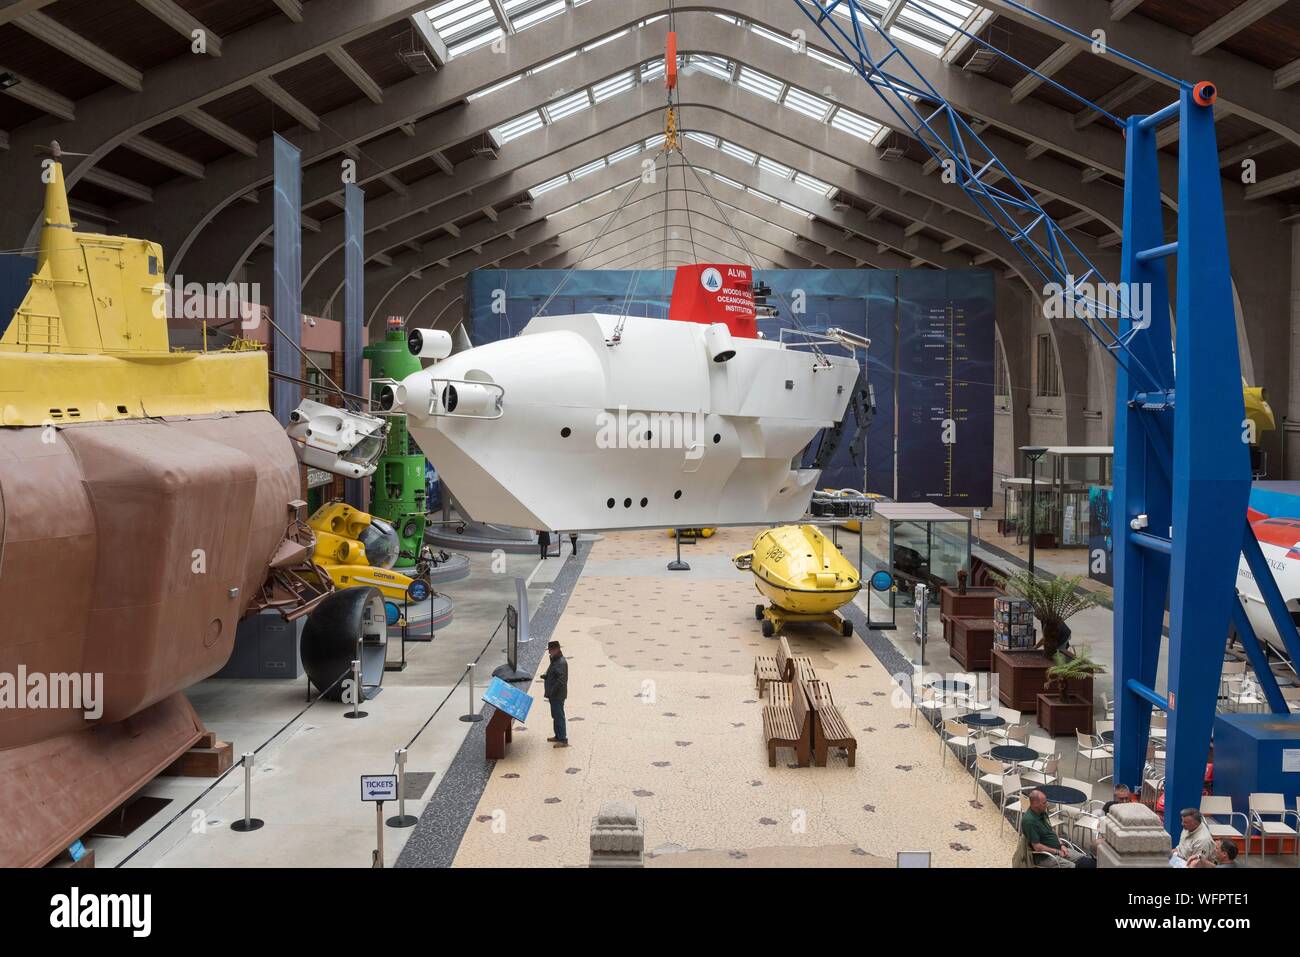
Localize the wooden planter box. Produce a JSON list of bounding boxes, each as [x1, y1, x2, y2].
[[992, 647, 1052, 712], [950, 617, 996, 671], [1037, 693, 1094, 736], [940, 585, 1001, 621]]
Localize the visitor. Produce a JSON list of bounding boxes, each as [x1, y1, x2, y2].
[[1189, 839, 1238, 868], [1102, 783, 1134, 815], [538, 529, 550, 560], [1171, 807, 1215, 866], [1022, 789, 1095, 868], [542, 640, 569, 749], [569, 532, 579, 556]]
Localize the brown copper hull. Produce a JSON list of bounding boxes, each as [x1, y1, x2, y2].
[[0, 411, 299, 751], [0, 692, 206, 867]]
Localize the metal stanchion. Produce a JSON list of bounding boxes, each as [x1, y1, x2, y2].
[[374, 802, 385, 867], [459, 662, 483, 722], [344, 658, 368, 719], [387, 748, 417, 828], [667, 529, 690, 571], [230, 752, 265, 832]]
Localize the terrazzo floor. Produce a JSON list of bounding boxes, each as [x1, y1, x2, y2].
[[451, 527, 1015, 867]]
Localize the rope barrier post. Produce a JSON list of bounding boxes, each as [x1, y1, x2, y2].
[[230, 752, 264, 832], [344, 658, 368, 719], [459, 662, 483, 722], [387, 748, 418, 828], [667, 529, 690, 571], [374, 801, 385, 868]]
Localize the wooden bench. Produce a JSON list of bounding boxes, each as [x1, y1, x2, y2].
[[768, 681, 792, 708], [776, 636, 816, 683], [754, 652, 781, 696], [805, 679, 857, 768], [762, 678, 812, 767]]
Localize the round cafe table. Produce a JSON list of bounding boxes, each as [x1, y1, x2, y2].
[[1100, 730, 1115, 744], [926, 678, 971, 693], [1023, 783, 1088, 806], [959, 712, 1005, 728], [990, 745, 1038, 763]]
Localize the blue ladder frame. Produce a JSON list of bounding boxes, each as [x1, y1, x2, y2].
[[793, 0, 1300, 836]]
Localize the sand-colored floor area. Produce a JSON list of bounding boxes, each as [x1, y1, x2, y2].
[[452, 528, 1015, 867]]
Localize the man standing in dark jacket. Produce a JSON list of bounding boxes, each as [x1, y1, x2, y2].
[[542, 640, 569, 748]]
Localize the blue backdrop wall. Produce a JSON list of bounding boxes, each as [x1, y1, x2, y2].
[[464, 268, 996, 506]]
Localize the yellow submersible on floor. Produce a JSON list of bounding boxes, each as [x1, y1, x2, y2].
[[734, 524, 860, 637]]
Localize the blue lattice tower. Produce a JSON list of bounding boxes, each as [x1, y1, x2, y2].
[[793, 0, 1300, 837], [1113, 85, 1252, 832]]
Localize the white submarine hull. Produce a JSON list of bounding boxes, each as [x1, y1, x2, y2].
[[387, 313, 860, 532]]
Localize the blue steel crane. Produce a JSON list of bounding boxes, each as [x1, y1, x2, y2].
[[792, 0, 1300, 836]]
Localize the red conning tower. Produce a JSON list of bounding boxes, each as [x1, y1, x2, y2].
[[666, 264, 758, 338]]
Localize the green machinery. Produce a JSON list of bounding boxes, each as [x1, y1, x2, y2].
[[364, 317, 427, 569]]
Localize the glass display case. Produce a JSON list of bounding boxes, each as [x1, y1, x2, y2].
[[1000, 447, 1113, 549], [866, 503, 972, 629]]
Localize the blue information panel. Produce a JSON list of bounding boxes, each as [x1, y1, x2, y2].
[[465, 268, 995, 503], [483, 676, 533, 723]]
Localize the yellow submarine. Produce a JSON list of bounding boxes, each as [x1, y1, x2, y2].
[[734, 524, 860, 637]]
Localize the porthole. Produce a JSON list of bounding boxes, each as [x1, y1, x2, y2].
[[624, 498, 632, 508], [712, 433, 721, 444], [561, 427, 572, 438], [640, 497, 648, 508], [607, 498, 615, 508], [674, 490, 682, 500]]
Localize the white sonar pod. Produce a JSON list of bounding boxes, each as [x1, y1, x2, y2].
[[705, 322, 736, 363], [407, 328, 453, 360], [438, 381, 500, 417]]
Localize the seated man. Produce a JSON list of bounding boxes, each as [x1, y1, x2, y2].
[[1171, 808, 1215, 866], [1102, 783, 1134, 815], [1189, 838, 1239, 869], [1022, 789, 1096, 868]]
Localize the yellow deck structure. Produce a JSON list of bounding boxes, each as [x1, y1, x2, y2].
[[0, 152, 267, 426]]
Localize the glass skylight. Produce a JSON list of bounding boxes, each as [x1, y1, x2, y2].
[[543, 89, 591, 122], [736, 66, 783, 101], [783, 87, 834, 121]]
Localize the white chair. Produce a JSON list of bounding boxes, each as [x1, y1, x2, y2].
[[974, 755, 1015, 802], [1069, 802, 1108, 850], [1031, 835, 1088, 868], [986, 707, 1022, 742], [1022, 754, 1061, 787], [1219, 660, 1248, 701], [1150, 710, 1167, 739], [1003, 723, 1030, 747], [941, 719, 980, 767], [1248, 793, 1299, 856], [1226, 677, 1266, 714], [1019, 735, 1055, 772], [1200, 795, 1250, 858], [1055, 778, 1096, 840], [914, 684, 945, 726], [1075, 730, 1111, 779], [1100, 691, 1114, 721], [999, 774, 1025, 834]]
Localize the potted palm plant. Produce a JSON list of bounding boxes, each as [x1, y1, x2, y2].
[[995, 570, 1099, 656], [1045, 648, 1107, 697]]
